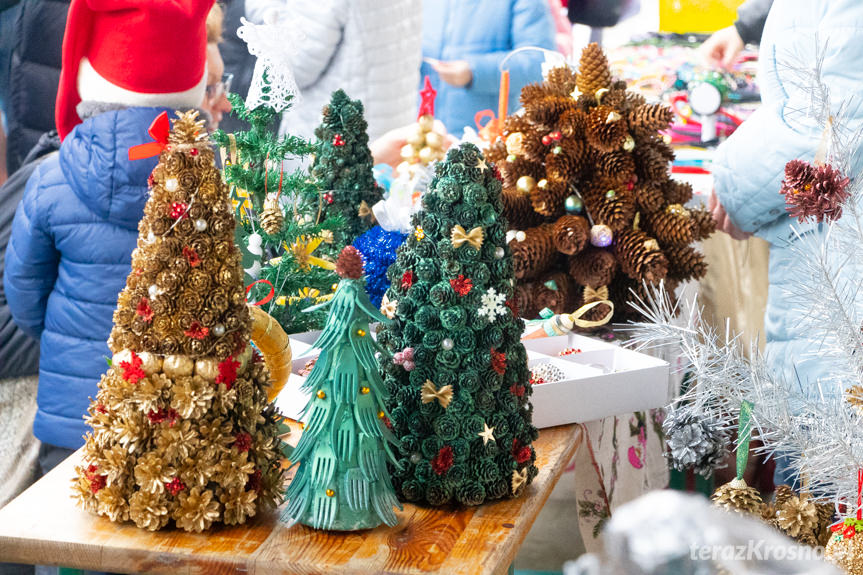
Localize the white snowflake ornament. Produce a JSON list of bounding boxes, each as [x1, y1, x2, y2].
[[478, 287, 507, 322]]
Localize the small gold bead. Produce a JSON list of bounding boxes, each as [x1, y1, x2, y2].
[[360, 386, 370, 394], [316, 390, 326, 399], [357, 329, 366, 337], [378, 410, 386, 419], [331, 284, 338, 291], [325, 489, 335, 497]]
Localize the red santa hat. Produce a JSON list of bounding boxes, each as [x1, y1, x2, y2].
[[56, 0, 215, 140]]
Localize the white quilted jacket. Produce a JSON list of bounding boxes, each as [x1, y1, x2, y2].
[[247, 0, 423, 142]]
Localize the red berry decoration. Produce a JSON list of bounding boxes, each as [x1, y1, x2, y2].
[[512, 439, 532, 464], [233, 431, 253, 453], [165, 478, 186, 496], [190, 148, 199, 157], [333, 134, 346, 147], [401, 270, 416, 290], [246, 470, 263, 493], [541, 135, 552, 146], [216, 356, 240, 389], [510, 383, 527, 397], [323, 192, 334, 205], [119, 351, 146, 384], [170, 201, 188, 220], [84, 465, 107, 494], [490, 348, 507, 375], [549, 130, 562, 141], [136, 297, 154, 322], [431, 445, 454, 475], [449, 275, 473, 296]]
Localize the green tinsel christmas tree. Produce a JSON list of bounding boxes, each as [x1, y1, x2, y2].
[[213, 92, 342, 334], [285, 246, 401, 530], [377, 143, 539, 507], [311, 89, 384, 244]]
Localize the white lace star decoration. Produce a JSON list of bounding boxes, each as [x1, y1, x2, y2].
[[478, 287, 507, 322]]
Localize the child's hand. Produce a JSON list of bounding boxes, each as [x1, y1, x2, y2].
[[699, 25, 745, 70], [709, 189, 752, 240]]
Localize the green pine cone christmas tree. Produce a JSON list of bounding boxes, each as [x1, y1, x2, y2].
[[311, 89, 384, 244], [285, 246, 401, 530], [377, 143, 539, 507]]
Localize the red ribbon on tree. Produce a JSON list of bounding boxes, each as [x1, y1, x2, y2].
[[128, 111, 171, 161], [857, 468, 862, 520], [245, 279, 275, 306]]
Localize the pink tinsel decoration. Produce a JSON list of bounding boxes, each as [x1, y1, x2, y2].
[[780, 159, 850, 223]]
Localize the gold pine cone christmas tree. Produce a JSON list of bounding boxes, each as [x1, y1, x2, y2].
[[72, 111, 284, 532], [487, 43, 715, 325]]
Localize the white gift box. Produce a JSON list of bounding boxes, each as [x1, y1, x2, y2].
[[523, 333, 670, 427], [276, 330, 670, 428]]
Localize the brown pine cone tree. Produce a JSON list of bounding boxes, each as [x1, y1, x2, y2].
[[510, 224, 557, 279], [665, 244, 707, 281], [662, 179, 693, 205], [635, 146, 670, 182], [627, 103, 674, 139], [577, 42, 613, 97], [546, 65, 578, 96], [592, 187, 637, 233], [569, 247, 617, 288], [502, 189, 546, 230], [689, 207, 717, 241], [552, 214, 590, 255], [586, 105, 628, 152], [645, 208, 694, 246], [615, 229, 669, 283]]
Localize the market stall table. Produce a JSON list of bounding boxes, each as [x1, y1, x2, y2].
[[0, 423, 582, 575]]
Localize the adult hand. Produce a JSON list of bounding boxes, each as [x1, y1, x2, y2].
[[428, 59, 472, 88], [700, 25, 745, 70], [709, 189, 751, 240], [370, 120, 454, 169]]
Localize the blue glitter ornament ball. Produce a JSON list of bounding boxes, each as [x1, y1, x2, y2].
[[353, 225, 408, 306]]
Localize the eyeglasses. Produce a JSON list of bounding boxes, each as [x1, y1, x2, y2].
[[206, 73, 233, 102]]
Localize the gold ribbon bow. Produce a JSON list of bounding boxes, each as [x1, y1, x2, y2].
[[358, 200, 374, 220], [451, 225, 484, 250], [511, 468, 529, 493], [421, 380, 454, 409], [569, 285, 614, 329]]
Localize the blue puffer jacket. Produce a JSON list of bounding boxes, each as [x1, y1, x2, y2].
[[422, 0, 556, 135], [713, 0, 863, 392], [4, 107, 167, 449]]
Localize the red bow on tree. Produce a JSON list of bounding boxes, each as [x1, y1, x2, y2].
[[128, 111, 171, 161]]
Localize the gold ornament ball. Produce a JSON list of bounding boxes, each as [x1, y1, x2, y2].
[[418, 146, 434, 164], [516, 175, 537, 195], [400, 143, 416, 161], [137, 352, 163, 375], [316, 390, 327, 399], [194, 358, 220, 382], [406, 129, 426, 148], [163, 355, 194, 378], [425, 131, 444, 150], [505, 132, 524, 156], [111, 350, 133, 369], [360, 386, 370, 395], [378, 410, 386, 419], [357, 329, 366, 337], [325, 489, 336, 497], [417, 114, 435, 133], [826, 531, 863, 575]]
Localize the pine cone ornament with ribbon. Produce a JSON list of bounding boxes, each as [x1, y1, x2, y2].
[[259, 194, 284, 236], [712, 478, 763, 515], [576, 42, 613, 97]]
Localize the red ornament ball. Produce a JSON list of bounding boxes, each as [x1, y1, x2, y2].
[[541, 135, 552, 146], [333, 134, 346, 147]]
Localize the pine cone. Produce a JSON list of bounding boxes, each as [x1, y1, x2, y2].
[[760, 502, 777, 522], [635, 146, 670, 183], [577, 43, 613, 97], [515, 280, 545, 320], [525, 95, 571, 125], [712, 478, 763, 515], [602, 88, 646, 112], [485, 139, 508, 165], [502, 157, 544, 191], [615, 229, 668, 283], [519, 83, 553, 110], [529, 177, 567, 217], [522, 128, 550, 162], [546, 65, 578, 96], [559, 109, 587, 139], [569, 247, 617, 288], [627, 103, 674, 139], [168, 110, 206, 145], [586, 105, 628, 152], [635, 183, 665, 214], [665, 244, 707, 281], [596, 150, 636, 182], [552, 214, 590, 255], [775, 493, 819, 539], [593, 187, 636, 233], [662, 179, 693, 205], [511, 224, 557, 280], [502, 189, 546, 229], [774, 485, 795, 507], [645, 208, 694, 247], [689, 207, 716, 240], [335, 246, 364, 279], [534, 272, 576, 314], [259, 199, 285, 237]]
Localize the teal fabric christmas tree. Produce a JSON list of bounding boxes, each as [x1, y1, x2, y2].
[[285, 246, 401, 530], [377, 143, 539, 507], [311, 89, 384, 244]]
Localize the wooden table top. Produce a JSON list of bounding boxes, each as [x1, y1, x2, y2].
[[0, 423, 582, 575]]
